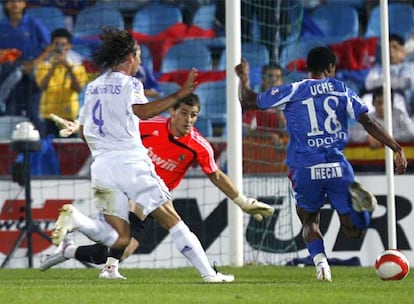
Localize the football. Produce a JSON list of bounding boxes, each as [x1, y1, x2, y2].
[[375, 249, 410, 280]]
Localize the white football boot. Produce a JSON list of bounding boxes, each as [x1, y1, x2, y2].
[[313, 253, 332, 282], [202, 264, 234, 283], [51, 204, 80, 246], [349, 182, 377, 212], [203, 272, 235, 283], [40, 237, 75, 271], [99, 264, 127, 280], [316, 261, 332, 282]]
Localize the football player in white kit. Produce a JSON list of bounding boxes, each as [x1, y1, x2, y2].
[[51, 27, 234, 282]]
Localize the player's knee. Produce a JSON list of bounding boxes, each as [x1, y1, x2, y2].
[[118, 235, 131, 248], [301, 222, 320, 240], [113, 235, 131, 249], [151, 201, 182, 229]]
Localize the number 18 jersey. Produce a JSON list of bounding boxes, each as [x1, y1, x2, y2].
[[257, 78, 369, 168]]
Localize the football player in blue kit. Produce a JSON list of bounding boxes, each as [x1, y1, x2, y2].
[[235, 46, 408, 281]]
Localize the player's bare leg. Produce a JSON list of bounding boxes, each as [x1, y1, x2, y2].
[[296, 206, 331, 282]]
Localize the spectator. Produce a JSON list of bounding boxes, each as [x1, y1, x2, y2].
[[365, 34, 414, 116], [35, 28, 88, 138], [135, 64, 161, 98], [349, 87, 414, 146], [243, 63, 287, 150], [0, 0, 51, 135]]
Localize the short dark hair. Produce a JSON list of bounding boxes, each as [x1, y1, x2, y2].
[[372, 86, 395, 105], [173, 93, 200, 111], [261, 63, 283, 75], [306, 46, 336, 73], [389, 33, 405, 46], [3, 0, 27, 18], [92, 27, 137, 70], [51, 28, 72, 43]]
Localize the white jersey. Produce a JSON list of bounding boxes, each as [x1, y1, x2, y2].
[[79, 71, 149, 158]]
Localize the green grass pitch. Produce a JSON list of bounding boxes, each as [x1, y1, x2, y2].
[[0, 266, 412, 304]]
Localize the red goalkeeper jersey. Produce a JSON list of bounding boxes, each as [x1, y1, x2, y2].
[[139, 116, 218, 191]]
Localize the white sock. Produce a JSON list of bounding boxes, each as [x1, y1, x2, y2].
[[105, 257, 119, 266], [72, 208, 118, 247], [313, 253, 329, 266], [63, 245, 77, 259], [169, 221, 215, 277]]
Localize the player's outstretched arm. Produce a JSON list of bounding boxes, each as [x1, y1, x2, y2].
[[358, 112, 408, 174], [207, 169, 275, 221], [132, 68, 198, 119], [49, 113, 80, 137], [235, 58, 259, 110]]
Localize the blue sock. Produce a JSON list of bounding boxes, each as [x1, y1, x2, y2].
[[307, 239, 325, 259], [349, 209, 371, 229]]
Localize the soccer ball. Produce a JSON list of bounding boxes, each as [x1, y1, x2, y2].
[[375, 249, 410, 280]]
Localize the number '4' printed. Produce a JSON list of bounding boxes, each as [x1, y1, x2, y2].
[[93, 99, 105, 136]]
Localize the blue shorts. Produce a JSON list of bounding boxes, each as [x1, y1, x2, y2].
[[288, 160, 355, 215]]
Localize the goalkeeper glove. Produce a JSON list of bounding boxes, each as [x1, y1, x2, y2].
[[233, 194, 275, 222]]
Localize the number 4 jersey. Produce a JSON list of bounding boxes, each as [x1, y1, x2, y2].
[[79, 71, 149, 158], [256, 78, 369, 168]]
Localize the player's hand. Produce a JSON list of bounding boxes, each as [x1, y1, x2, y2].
[[234, 58, 250, 85], [177, 68, 198, 99], [233, 194, 275, 222], [49, 113, 79, 137], [395, 149, 408, 174], [240, 198, 275, 222]]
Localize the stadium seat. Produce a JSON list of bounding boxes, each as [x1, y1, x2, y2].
[[310, 3, 359, 40], [195, 80, 227, 137], [194, 116, 213, 137], [158, 81, 181, 96], [160, 39, 212, 73], [279, 37, 340, 69], [155, 81, 181, 114], [218, 42, 270, 70], [71, 45, 91, 61], [140, 44, 153, 71], [325, 0, 365, 9], [72, 6, 125, 38], [195, 80, 226, 121], [26, 6, 65, 32], [132, 2, 182, 36], [365, 3, 414, 41], [192, 3, 216, 30]]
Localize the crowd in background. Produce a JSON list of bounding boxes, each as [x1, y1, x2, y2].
[[0, 0, 414, 166]]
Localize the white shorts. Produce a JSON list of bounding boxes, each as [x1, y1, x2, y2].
[[91, 151, 171, 221]]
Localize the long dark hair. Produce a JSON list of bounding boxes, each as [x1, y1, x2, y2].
[[92, 27, 137, 70]]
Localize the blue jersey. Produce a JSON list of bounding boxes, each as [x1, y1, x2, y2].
[[0, 14, 50, 60], [257, 78, 368, 168]]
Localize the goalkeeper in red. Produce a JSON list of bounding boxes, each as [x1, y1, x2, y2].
[[235, 46, 407, 281], [40, 93, 274, 278]]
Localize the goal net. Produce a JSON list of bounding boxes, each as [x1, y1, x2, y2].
[[0, 0, 304, 268]]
